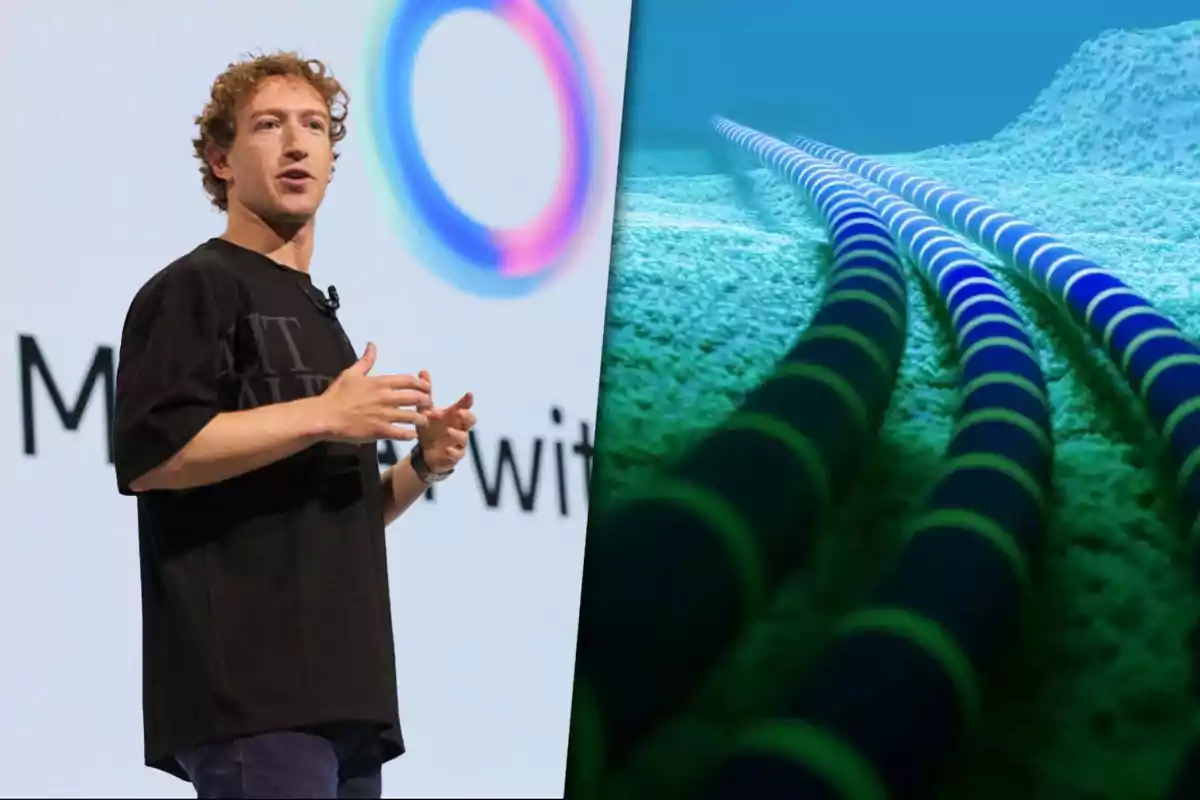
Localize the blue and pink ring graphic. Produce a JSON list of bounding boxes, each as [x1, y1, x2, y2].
[[369, 0, 602, 298]]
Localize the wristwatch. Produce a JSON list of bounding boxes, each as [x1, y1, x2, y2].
[[410, 443, 452, 485]]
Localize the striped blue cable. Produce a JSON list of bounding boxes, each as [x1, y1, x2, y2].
[[789, 134, 1200, 513], [563, 119, 909, 799], [790, 133, 1200, 800], [700, 143, 1054, 800]]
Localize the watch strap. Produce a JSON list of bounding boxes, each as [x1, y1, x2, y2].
[[411, 443, 452, 484]]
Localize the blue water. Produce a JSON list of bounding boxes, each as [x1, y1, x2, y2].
[[622, 0, 1196, 152]]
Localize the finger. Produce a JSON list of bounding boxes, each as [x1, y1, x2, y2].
[[419, 370, 434, 404], [452, 392, 474, 410], [378, 374, 433, 394], [353, 342, 377, 375], [447, 444, 466, 457], [382, 426, 418, 442], [385, 389, 432, 408], [386, 409, 428, 427], [457, 410, 477, 430], [447, 429, 468, 447]]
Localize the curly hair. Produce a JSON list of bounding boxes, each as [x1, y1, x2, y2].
[[192, 51, 350, 212]]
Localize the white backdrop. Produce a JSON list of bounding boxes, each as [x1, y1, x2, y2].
[[0, 1, 630, 797]]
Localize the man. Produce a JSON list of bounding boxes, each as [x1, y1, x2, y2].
[[111, 51, 476, 799]]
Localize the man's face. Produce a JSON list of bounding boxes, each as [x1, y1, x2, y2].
[[215, 75, 334, 224]]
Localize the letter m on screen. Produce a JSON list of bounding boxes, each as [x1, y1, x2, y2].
[[19, 334, 115, 463]]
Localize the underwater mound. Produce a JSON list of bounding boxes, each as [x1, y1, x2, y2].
[[922, 20, 1200, 179]]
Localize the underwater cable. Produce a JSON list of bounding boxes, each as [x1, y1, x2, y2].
[[700, 139, 1054, 800], [788, 132, 1200, 800], [562, 118, 908, 800]]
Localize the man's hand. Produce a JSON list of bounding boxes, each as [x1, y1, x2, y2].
[[319, 343, 432, 444], [416, 369, 477, 474], [379, 371, 477, 525]]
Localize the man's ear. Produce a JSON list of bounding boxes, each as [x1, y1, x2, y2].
[[206, 142, 232, 181]]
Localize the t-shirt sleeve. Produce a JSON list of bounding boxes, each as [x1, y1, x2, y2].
[[112, 262, 230, 495]]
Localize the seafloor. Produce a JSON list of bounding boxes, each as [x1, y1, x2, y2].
[[592, 20, 1200, 800]]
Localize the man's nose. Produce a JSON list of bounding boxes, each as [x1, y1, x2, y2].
[[281, 121, 307, 159]]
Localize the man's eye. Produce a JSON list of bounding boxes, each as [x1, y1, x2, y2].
[[257, 119, 279, 130]]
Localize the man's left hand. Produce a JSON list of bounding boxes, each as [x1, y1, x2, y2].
[[416, 370, 477, 474]]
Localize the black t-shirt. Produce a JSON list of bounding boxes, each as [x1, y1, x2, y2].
[[112, 238, 404, 779]]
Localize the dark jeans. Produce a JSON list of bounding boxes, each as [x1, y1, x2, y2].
[[175, 724, 384, 799]]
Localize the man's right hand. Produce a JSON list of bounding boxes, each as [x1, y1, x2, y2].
[[319, 342, 432, 444]]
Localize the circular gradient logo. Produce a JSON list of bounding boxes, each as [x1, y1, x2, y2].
[[367, 0, 603, 298]]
